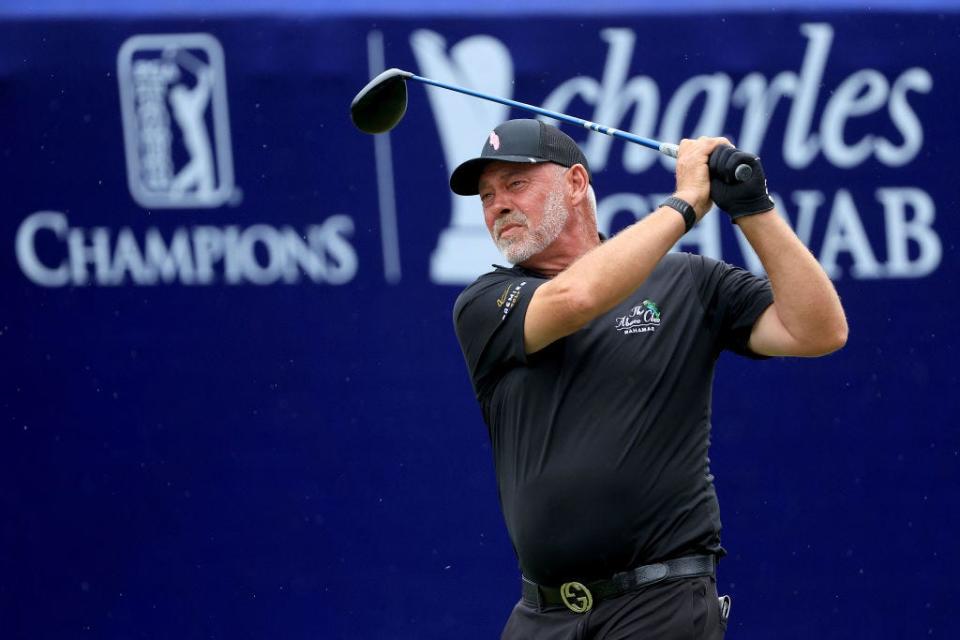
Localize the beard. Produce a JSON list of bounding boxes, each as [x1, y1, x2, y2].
[[493, 187, 570, 264]]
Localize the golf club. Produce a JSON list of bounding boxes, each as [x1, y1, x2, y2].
[[350, 67, 753, 183]]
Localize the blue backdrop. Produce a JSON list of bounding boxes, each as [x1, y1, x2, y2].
[[2, 4, 958, 639]]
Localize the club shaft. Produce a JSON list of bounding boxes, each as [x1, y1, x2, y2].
[[410, 74, 677, 158], [404, 71, 750, 181]]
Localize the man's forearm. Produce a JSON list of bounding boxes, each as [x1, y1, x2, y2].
[[738, 210, 848, 348], [551, 207, 687, 326], [521, 137, 722, 355]]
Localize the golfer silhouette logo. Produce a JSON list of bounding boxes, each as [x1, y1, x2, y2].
[[410, 30, 513, 284], [117, 33, 237, 209], [167, 56, 216, 201]]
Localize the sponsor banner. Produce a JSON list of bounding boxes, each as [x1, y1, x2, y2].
[[1, 12, 957, 640]]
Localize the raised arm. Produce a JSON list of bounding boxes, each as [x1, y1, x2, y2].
[[523, 138, 723, 354], [703, 144, 847, 357], [740, 211, 848, 356]]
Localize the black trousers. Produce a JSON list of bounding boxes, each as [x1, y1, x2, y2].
[[501, 576, 728, 640]]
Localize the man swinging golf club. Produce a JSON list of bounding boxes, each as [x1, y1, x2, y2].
[[450, 119, 848, 639]]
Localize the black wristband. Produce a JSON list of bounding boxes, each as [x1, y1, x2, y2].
[[661, 196, 697, 232]]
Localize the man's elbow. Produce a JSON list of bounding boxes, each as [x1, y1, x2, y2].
[[808, 317, 848, 356], [834, 318, 849, 350]]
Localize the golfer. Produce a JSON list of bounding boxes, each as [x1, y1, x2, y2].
[[451, 119, 847, 639]]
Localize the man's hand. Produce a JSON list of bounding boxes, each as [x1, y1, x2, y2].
[[673, 137, 731, 221], [708, 145, 776, 220]]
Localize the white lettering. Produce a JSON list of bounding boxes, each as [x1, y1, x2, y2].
[[731, 72, 795, 154], [313, 214, 358, 285], [281, 228, 325, 283], [877, 187, 940, 277], [817, 189, 883, 279], [223, 226, 243, 284], [67, 226, 112, 285], [15, 211, 70, 287], [145, 229, 197, 285], [821, 70, 889, 168], [877, 68, 932, 166], [728, 188, 941, 280], [15, 212, 357, 287], [110, 227, 150, 285], [535, 22, 930, 173], [239, 224, 284, 285], [782, 23, 833, 168], [542, 29, 661, 173], [193, 226, 226, 284], [658, 73, 731, 171]]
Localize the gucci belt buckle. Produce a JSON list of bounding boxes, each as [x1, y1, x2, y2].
[[560, 581, 593, 613]]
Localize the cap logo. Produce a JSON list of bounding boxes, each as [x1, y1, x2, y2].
[[488, 131, 501, 150]]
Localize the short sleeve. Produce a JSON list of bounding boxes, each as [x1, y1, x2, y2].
[[452, 271, 546, 400], [687, 254, 774, 358]]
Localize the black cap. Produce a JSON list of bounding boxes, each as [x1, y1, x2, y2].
[[449, 119, 591, 195]]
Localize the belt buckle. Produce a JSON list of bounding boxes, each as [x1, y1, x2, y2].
[[560, 581, 593, 613]]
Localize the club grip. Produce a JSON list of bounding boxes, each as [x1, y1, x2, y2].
[[708, 145, 754, 184], [660, 143, 753, 183], [733, 163, 753, 182]]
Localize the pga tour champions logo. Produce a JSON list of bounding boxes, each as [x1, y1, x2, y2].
[[117, 33, 236, 209], [615, 300, 661, 335], [14, 32, 359, 288]]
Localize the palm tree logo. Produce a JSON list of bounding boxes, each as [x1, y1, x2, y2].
[[642, 299, 661, 321]]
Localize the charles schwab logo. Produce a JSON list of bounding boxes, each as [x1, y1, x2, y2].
[[411, 23, 939, 285], [117, 33, 237, 209], [615, 300, 662, 335]]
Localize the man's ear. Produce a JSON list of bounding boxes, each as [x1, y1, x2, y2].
[[565, 163, 590, 206]]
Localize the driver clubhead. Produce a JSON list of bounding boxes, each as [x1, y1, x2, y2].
[[350, 68, 414, 134]]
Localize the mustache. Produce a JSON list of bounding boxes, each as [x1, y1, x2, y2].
[[493, 212, 529, 237]]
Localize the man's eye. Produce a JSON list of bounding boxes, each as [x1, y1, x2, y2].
[[510, 181, 524, 188]]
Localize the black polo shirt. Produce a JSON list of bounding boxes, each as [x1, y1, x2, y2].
[[452, 252, 774, 586]]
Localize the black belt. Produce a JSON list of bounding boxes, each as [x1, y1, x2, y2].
[[521, 555, 716, 613]]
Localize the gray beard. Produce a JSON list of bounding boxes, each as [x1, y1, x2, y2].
[[496, 188, 570, 264]]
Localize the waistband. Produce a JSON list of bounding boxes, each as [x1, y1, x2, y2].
[[521, 555, 716, 613]]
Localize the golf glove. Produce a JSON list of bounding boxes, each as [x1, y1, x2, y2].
[[709, 145, 776, 220]]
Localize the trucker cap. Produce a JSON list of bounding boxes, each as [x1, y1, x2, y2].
[[449, 119, 591, 196]]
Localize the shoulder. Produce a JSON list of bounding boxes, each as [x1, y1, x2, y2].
[[649, 251, 699, 281], [453, 266, 533, 315], [662, 251, 719, 270], [659, 252, 695, 270], [669, 252, 734, 282]]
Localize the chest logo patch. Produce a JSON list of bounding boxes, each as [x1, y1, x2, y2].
[[614, 299, 661, 335], [496, 284, 511, 308], [498, 281, 527, 320]]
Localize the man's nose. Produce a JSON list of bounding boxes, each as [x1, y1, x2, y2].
[[489, 191, 512, 217]]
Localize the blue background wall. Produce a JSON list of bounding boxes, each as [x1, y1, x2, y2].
[[2, 2, 958, 638]]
